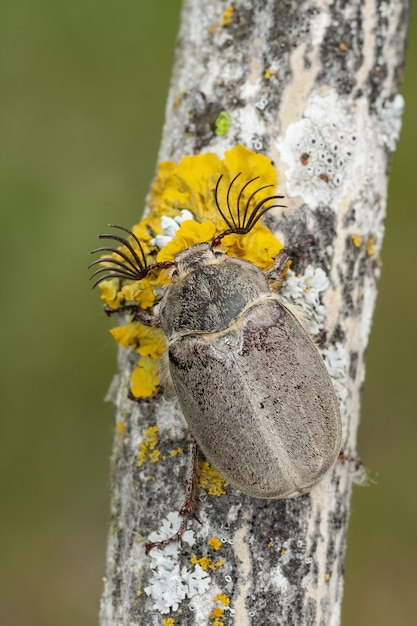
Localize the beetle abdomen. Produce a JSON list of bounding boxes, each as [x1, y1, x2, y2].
[[168, 298, 342, 499]]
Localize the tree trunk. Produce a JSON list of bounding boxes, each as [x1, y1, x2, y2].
[[99, 1, 410, 624]]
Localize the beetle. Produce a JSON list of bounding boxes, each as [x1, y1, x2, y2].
[[90, 173, 342, 547]]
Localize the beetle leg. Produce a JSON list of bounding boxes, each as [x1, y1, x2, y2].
[[145, 437, 201, 555], [179, 437, 201, 521], [104, 304, 160, 327], [339, 449, 363, 472], [266, 249, 292, 286], [266, 235, 315, 286]]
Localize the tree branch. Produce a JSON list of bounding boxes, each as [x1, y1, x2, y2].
[[99, 1, 410, 624]]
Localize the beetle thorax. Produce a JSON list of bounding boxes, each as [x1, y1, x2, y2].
[[159, 242, 271, 340]]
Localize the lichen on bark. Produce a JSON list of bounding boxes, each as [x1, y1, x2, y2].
[[99, 1, 410, 624]]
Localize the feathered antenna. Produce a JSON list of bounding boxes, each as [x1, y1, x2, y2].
[[89, 224, 172, 289], [212, 174, 285, 247]]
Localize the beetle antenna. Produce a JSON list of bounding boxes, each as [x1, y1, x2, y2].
[[236, 176, 260, 228], [89, 246, 143, 275], [244, 194, 282, 230], [214, 174, 234, 230], [241, 183, 274, 227], [89, 225, 173, 288], [226, 172, 241, 229], [212, 177, 286, 247], [107, 224, 148, 270]]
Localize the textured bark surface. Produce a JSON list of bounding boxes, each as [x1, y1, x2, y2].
[[99, 1, 409, 624]]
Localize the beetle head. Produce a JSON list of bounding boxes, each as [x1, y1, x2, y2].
[[171, 243, 225, 278], [89, 174, 285, 289]]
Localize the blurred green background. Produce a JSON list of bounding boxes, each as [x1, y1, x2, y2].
[[0, 2, 415, 625]]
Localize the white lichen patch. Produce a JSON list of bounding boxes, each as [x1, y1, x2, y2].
[[360, 276, 378, 352], [144, 512, 211, 614], [270, 564, 299, 607], [310, 11, 331, 46], [375, 93, 404, 150], [154, 396, 188, 439], [151, 209, 195, 248], [278, 91, 359, 207], [322, 343, 349, 414], [277, 89, 402, 211], [280, 265, 330, 334]]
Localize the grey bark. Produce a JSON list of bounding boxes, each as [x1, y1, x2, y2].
[[99, 1, 410, 624]]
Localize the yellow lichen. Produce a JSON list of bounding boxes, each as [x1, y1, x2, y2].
[[144, 425, 158, 447], [221, 6, 234, 26], [210, 607, 224, 619], [264, 68, 274, 79], [157, 221, 217, 263], [148, 448, 161, 463], [110, 322, 165, 358], [137, 425, 160, 467], [116, 419, 125, 442], [366, 235, 375, 256], [96, 145, 283, 398], [170, 447, 183, 457], [98, 278, 122, 306], [351, 234, 362, 247], [137, 448, 147, 467], [207, 537, 222, 551], [130, 356, 160, 399], [199, 460, 228, 496], [213, 593, 230, 606], [191, 554, 224, 571], [173, 91, 184, 110], [191, 554, 210, 570], [162, 619, 175, 626]]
